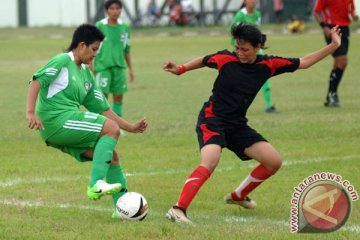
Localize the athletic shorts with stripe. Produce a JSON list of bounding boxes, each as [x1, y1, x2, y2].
[[195, 106, 267, 161], [42, 111, 106, 162]]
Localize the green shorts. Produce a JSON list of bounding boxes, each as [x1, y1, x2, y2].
[[43, 111, 107, 162], [95, 67, 128, 95]]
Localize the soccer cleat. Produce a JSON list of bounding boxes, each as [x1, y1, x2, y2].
[[87, 180, 122, 200], [324, 92, 341, 107], [224, 193, 257, 209], [265, 105, 278, 113], [166, 206, 193, 224], [112, 211, 120, 219]]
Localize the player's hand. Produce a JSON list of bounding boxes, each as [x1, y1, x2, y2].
[[129, 70, 135, 83], [352, 14, 359, 21], [323, 26, 332, 38], [163, 61, 179, 75], [27, 113, 44, 130], [330, 25, 341, 48], [130, 117, 148, 133]]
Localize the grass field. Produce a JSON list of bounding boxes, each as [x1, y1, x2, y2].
[[0, 26, 359, 239]]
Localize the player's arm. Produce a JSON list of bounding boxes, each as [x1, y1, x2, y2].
[[125, 53, 134, 82], [298, 26, 341, 69], [163, 57, 204, 75], [350, 1, 359, 21], [313, 2, 332, 37], [101, 109, 147, 133], [26, 80, 43, 130]]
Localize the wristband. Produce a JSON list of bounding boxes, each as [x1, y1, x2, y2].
[[319, 22, 326, 28], [177, 65, 187, 75]]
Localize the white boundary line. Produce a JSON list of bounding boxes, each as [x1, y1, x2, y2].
[[1, 154, 359, 188], [0, 198, 359, 234]]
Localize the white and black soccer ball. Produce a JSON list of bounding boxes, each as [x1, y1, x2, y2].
[[115, 192, 148, 221]]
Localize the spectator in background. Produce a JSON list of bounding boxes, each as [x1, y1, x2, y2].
[[287, 15, 305, 33], [168, 0, 186, 26], [313, 0, 359, 107], [145, 0, 160, 26], [181, 0, 199, 25], [273, 0, 284, 23]]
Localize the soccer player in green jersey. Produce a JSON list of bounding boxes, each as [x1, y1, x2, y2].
[[228, 0, 277, 113], [26, 24, 147, 217], [94, 0, 133, 118]]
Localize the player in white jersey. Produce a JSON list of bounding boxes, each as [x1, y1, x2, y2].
[[26, 24, 147, 216]]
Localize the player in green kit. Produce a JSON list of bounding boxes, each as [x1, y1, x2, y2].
[[26, 24, 147, 218], [228, 0, 277, 113], [94, 0, 134, 118]]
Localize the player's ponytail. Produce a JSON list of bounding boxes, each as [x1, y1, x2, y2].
[[260, 34, 267, 48], [231, 23, 267, 49]]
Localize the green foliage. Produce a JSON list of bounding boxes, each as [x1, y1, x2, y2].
[[0, 27, 359, 239]]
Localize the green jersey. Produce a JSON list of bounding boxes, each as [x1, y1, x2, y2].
[[94, 18, 131, 72], [33, 52, 110, 140], [229, 8, 261, 46]]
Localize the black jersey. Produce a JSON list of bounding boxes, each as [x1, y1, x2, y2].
[[202, 50, 300, 126]]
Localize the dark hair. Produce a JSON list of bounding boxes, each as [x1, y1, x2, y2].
[[105, 0, 122, 10], [67, 24, 105, 51], [231, 23, 267, 49]]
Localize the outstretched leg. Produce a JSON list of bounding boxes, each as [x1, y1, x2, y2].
[[226, 141, 281, 208], [167, 144, 221, 223]]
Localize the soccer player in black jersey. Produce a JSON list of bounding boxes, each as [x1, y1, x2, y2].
[[163, 23, 342, 224]]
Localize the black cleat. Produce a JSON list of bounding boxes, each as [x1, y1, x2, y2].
[[265, 105, 278, 113], [324, 92, 341, 107]]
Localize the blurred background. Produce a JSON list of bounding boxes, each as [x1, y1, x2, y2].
[[1, 0, 359, 28]]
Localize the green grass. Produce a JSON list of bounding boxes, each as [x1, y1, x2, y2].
[[0, 26, 359, 239]]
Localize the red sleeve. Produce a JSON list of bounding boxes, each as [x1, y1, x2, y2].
[[203, 50, 239, 71], [257, 56, 300, 77]]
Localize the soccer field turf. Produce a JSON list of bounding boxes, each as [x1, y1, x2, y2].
[[0, 26, 359, 239]]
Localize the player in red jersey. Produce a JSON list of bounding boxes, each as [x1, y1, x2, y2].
[[163, 23, 341, 223], [314, 0, 358, 107]]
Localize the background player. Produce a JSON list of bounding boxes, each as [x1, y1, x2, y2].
[[228, 0, 277, 113], [313, 0, 358, 107], [163, 23, 341, 223], [26, 24, 147, 217], [94, 0, 134, 118]]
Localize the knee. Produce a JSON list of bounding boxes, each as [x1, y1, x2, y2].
[[335, 58, 348, 69], [266, 157, 282, 173], [200, 159, 219, 173], [103, 120, 120, 139]]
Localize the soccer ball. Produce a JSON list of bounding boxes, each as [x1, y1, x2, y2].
[[115, 192, 148, 221]]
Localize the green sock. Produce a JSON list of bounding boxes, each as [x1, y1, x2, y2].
[[113, 102, 123, 117], [106, 164, 128, 206], [89, 136, 117, 187], [262, 80, 272, 109]]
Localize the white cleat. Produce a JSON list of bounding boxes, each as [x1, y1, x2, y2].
[[166, 206, 193, 224], [224, 193, 257, 209]]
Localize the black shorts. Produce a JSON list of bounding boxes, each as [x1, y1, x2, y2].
[[195, 113, 267, 161], [325, 25, 349, 57]]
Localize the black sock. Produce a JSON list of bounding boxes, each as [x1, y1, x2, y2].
[[328, 68, 344, 94]]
